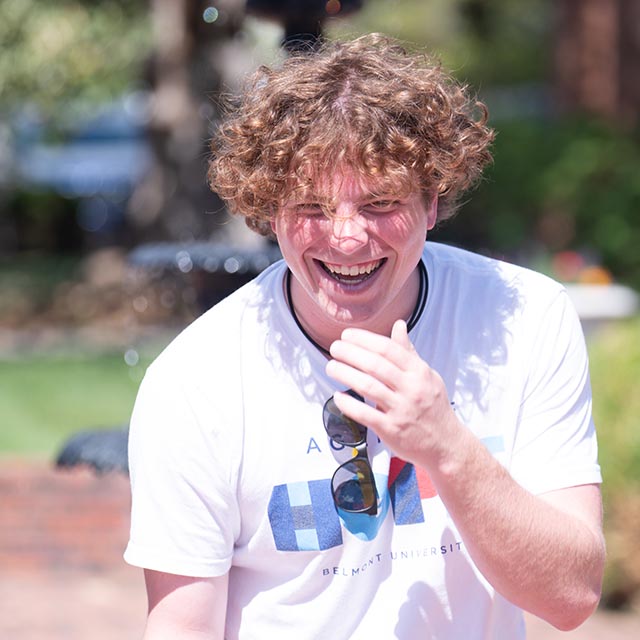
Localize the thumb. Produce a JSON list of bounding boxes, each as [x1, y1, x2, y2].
[[391, 319, 413, 349]]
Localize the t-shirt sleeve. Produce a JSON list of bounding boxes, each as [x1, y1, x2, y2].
[[124, 359, 241, 577], [509, 288, 602, 495]]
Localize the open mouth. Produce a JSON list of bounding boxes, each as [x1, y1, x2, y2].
[[320, 258, 386, 285]]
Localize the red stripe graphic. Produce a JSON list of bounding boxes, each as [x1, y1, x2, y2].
[[389, 457, 437, 499]]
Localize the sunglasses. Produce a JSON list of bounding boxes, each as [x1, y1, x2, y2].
[[322, 390, 379, 516]]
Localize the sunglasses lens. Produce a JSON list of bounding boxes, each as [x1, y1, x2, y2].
[[332, 459, 378, 513], [322, 393, 367, 446]]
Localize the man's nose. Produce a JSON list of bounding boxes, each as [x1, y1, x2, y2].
[[328, 208, 368, 252]]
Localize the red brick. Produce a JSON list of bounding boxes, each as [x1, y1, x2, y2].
[[0, 459, 130, 572]]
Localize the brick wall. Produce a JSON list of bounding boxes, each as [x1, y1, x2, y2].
[[0, 460, 131, 572]]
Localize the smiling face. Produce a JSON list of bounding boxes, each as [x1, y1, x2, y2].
[[272, 172, 437, 348]]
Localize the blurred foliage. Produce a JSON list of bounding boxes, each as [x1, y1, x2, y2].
[[1, 189, 81, 252], [0, 253, 81, 316], [437, 118, 640, 289], [329, 0, 551, 86], [588, 317, 640, 604], [589, 318, 640, 498], [0, 0, 151, 120], [3, 0, 637, 281]]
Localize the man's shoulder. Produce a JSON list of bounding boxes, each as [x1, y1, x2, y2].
[[423, 242, 571, 334], [425, 242, 563, 294]]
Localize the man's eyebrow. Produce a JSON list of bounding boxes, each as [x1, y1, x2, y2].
[[285, 189, 331, 204], [356, 193, 405, 206], [286, 197, 325, 206], [361, 193, 397, 200]]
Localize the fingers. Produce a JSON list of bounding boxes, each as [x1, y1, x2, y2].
[[325, 323, 455, 468], [326, 321, 422, 410], [332, 389, 387, 433], [330, 322, 416, 372], [325, 357, 395, 411], [328, 339, 399, 385], [390, 319, 413, 350]]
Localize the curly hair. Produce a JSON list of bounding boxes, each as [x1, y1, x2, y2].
[[208, 33, 494, 236]]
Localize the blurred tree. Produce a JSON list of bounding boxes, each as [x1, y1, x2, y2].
[[125, 0, 246, 245], [1, 0, 369, 248], [434, 117, 640, 289], [0, 0, 151, 253], [0, 0, 151, 120], [329, 0, 552, 86], [554, 0, 640, 127], [3, 0, 638, 266]]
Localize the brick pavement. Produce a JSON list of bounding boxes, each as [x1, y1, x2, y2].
[[0, 460, 131, 573], [0, 567, 147, 640], [1, 460, 638, 639], [0, 459, 146, 639], [2, 567, 639, 640]]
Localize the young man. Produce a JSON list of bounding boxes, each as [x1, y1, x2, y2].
[[125, 34, 605, 639]]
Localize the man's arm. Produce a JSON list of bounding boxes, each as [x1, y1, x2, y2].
[[142, 570, 229, 639], [425, 429, 604, 630], [326, 320, 605, 631]]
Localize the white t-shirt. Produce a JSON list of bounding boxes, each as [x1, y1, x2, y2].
[[125, 242, 601, 639]]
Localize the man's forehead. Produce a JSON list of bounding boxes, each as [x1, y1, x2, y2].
[[285, 171, 411, 204]]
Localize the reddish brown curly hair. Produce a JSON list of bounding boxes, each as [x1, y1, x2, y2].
[[208, 33, 494, 236]]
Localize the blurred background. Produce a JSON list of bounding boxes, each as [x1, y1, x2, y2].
[[0, 1, 639, 638]]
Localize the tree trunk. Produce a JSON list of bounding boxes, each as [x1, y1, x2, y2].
[[127, 0, 246, 244], [553, 0, 640, 126]]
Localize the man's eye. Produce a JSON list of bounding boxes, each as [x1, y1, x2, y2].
[[295, 203, 325, 216], [366, 200, 399, 211]]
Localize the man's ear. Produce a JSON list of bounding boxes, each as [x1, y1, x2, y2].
[[427, 193, 438, 231], [270, 216, 277, 236]]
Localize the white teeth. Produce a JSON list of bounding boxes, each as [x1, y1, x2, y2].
[[324, 261, 381, 276]]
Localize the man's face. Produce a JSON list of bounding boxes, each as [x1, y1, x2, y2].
[[272, 173, 437, 339]]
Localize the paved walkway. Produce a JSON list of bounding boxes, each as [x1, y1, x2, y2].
[[526, 607, 640, 639], [1, 566, 638, 639], [0, 568, 146, 640], [1, 461, 638, 638]]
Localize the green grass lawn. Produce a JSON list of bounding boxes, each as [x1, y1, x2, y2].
[[0, 350, 155, 458]]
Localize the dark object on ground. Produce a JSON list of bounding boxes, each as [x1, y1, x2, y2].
[[56, 427, 129, 475]]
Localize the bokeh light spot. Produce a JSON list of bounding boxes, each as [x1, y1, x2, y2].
[[124, 348, 139, 367], [132, 296, 149, 313], [326, 0, 341, 15], [203, 7, 219, 23], [176, 251, 193, 273], [224, 257, 240, 274]]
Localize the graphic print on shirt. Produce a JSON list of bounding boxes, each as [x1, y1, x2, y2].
[[388, 457, 437, 524], [267, 458, 438, 551], [268, 480, 342, 551]]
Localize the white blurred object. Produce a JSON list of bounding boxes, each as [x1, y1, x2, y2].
[[565, 284, 639, 320]]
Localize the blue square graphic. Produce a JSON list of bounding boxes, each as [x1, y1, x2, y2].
[[268, 479, 343, 551]]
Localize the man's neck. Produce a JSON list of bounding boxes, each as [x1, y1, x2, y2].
[[286, 266, 422, 356]]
